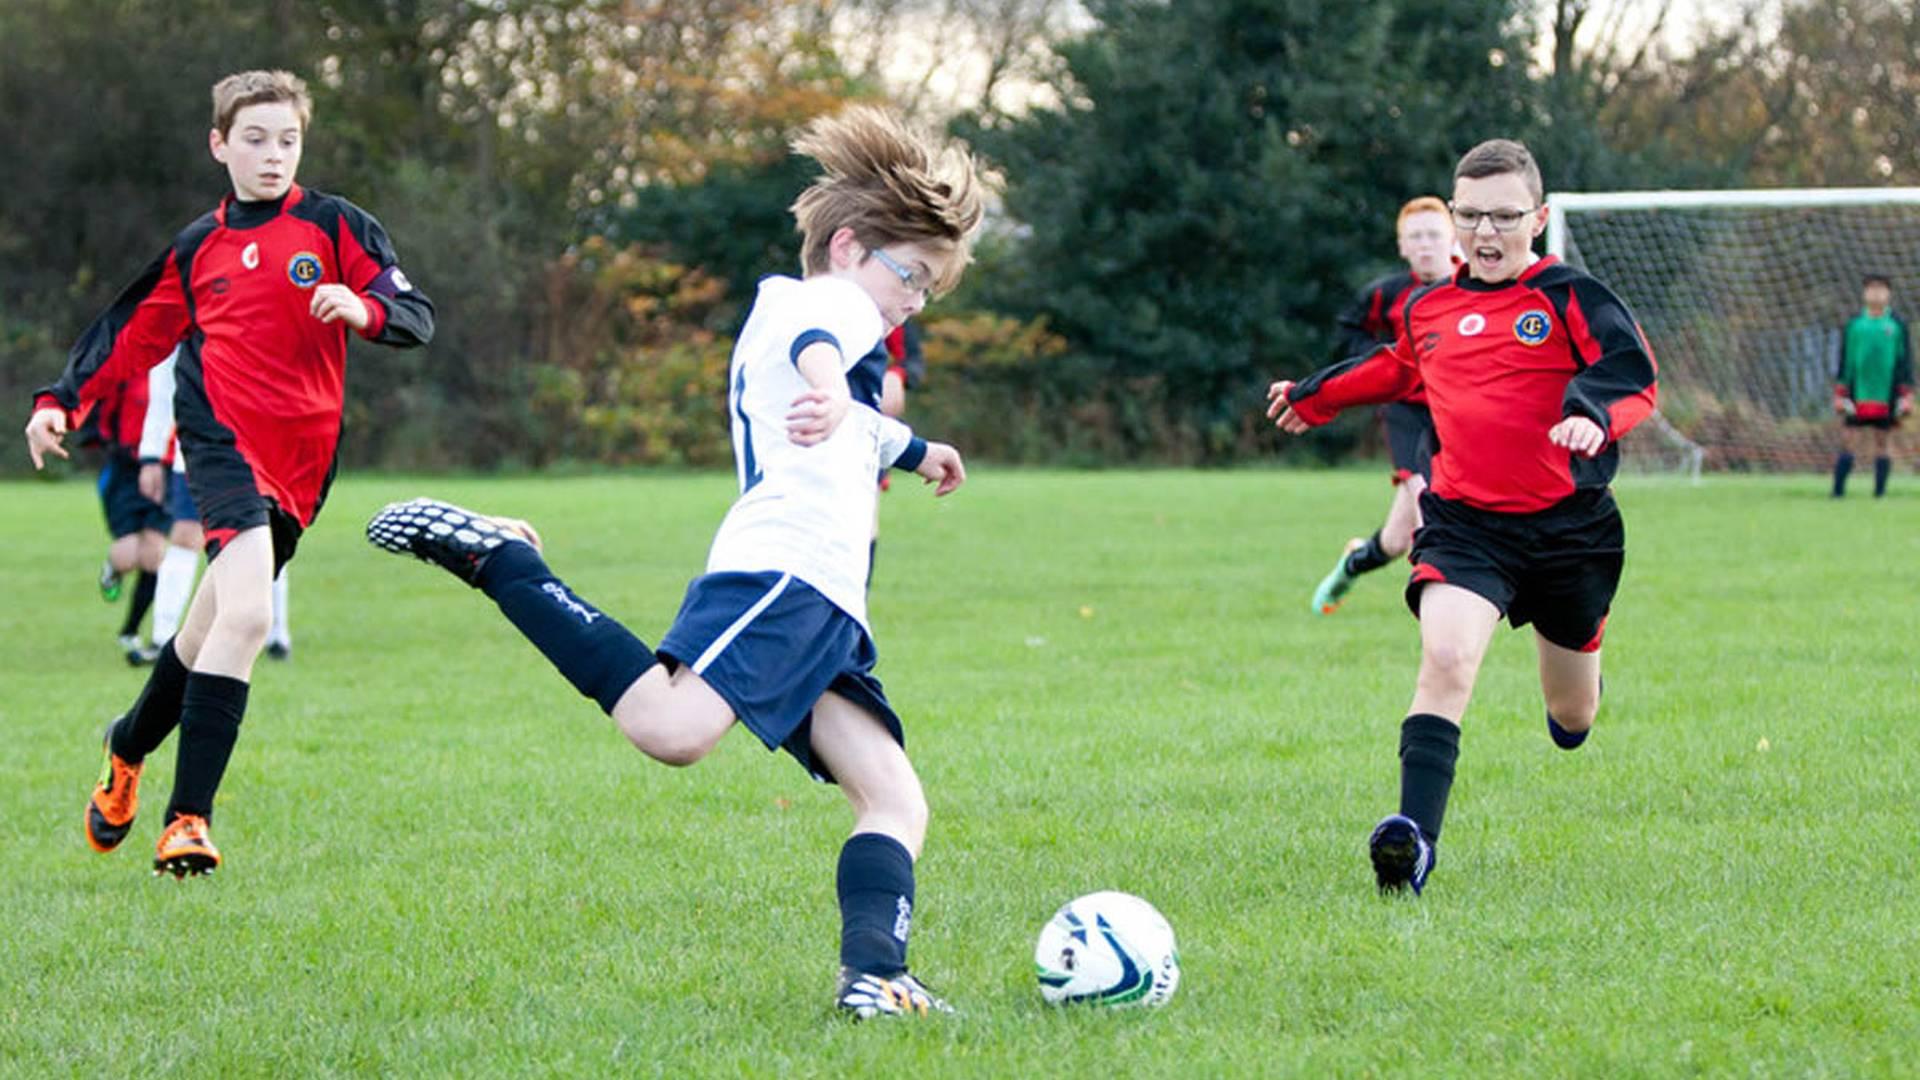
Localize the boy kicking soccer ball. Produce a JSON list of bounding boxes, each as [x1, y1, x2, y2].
[[1269, 139, 1657, 896], [368, 107, 980, 1017]]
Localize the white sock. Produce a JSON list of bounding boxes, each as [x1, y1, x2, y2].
[[270, 567, 291, 646], [150, 544, 201, 646]]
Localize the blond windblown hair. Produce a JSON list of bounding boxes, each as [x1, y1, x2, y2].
[[790, 107, 984, 297]]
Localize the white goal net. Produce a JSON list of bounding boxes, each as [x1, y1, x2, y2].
[[1548, 188, 1920, 474]]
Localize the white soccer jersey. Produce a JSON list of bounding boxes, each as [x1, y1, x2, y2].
[[139, 347, 187, 475], [704, 275, 921, 628]]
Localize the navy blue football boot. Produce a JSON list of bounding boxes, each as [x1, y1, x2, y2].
[[1369, 813, 1435, 895]]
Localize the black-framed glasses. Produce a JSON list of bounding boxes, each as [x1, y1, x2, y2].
[[871, 248, 932, 295], [1449, 204, 1537, 233]]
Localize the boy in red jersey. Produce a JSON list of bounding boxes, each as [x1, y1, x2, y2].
[[1268, 139, 1657, 895], [1311, 196, 1455, 615], [24, 70, 434, 876], [90, 369, 171, 663]]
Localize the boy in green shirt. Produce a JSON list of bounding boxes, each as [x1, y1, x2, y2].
[[1832, 274, 1913, 497]]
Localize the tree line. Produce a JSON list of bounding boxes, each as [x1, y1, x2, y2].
[[3, 0, 1912, 474]]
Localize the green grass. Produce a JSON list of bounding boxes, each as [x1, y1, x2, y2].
[[3, 469, 1917, 1077]]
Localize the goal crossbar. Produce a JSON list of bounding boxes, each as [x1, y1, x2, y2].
[[1548, 187, 1920, 257]]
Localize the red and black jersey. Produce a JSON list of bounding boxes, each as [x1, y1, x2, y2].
[[883, 320, 926, 390], [1288, 256, 1657, 513], [34, 184, 433, 526], [1333, 269, 1431, 405], [88, 373, 151, 454]]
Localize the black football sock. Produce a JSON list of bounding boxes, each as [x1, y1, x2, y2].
[[1832, 452, 1854, 496], [166, 672, 249, 823], [1399, 713, 1461, 844], [1874, 455, 1891, 496], [478, 542, 657, 713], [867, 538, 878, 589], [837, 832, 916, 976], [112, 640, 190, 763], [1344, 530, 1392, 576], [119, 571, 156, 637]]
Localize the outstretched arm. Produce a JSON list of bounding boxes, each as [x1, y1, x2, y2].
[[28, 245, 190, 468], [1266, 341, 1419, 434]]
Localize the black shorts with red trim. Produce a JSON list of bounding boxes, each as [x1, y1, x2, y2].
[[98, 452, 171, 539], [1405, 488, 1624, 652], [1843, 414, 1898, 430], [187, 440, 306, 573], [1383, 402, 1435, 485]]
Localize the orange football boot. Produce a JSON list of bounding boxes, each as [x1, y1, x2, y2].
[[85, 728, 142, 853], [153, 814, 220, 878]]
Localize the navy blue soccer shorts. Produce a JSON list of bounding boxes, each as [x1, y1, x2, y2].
[[166, 471, 199, 524], [97, 452, 172, 539], [656, 570, 904, 783]]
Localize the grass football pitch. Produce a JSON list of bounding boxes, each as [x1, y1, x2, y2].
[[2, 468, 1916, 1077]]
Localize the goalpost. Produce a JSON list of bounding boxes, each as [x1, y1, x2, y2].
[[1547, 187, 1920, 477]]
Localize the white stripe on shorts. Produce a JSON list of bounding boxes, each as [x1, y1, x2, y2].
[[691, 573, 794, 675]]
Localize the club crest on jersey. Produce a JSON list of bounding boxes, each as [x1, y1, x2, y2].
[[1457, 313, 1487, 336], [287, 252, 324, 289], [1514, 309, 1553, 346]]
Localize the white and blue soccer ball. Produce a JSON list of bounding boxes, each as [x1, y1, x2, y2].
[[1033, 891, 1180, 1008]]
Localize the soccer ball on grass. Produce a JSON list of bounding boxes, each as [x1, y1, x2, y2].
[[1033, 891, 1180, 1008]]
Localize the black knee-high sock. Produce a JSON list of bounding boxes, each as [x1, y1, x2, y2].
[[119, 571, 156, 637], [478, 543, 657, 713], [1833, 452, 1854, 496], [837, 833, 916, 975], [1345, 530, 1393, 576], [112, 640, 190, 763], [167, 673, 248, 823], [1399, 714, 1461, 844], [1874, 455, 1891, 496]]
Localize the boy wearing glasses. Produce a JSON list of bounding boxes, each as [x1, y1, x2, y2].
[[1311, 196, 1457, 615], [366, 108, 979, 1016], [1267, 139, 1658, 895]]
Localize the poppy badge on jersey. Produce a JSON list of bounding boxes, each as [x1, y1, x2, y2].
[[1514, 309, 1553, 346], [287, 252, 325, 289], [1457, 313, 1487, 336]]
